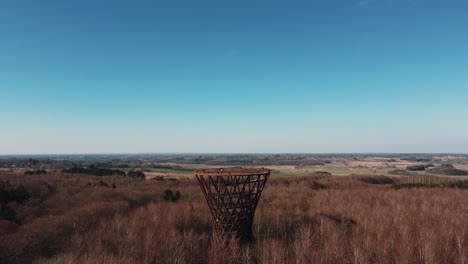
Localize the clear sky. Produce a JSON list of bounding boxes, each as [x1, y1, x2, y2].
[[1, 0, 467, 154]]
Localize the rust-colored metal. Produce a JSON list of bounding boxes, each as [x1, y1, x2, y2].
[[195, 167, 270, 243]]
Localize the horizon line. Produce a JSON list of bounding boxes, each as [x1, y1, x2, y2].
[[1, 152, 468, 157]]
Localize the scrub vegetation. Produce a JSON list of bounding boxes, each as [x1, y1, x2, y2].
[[1, 170, 467, 264]]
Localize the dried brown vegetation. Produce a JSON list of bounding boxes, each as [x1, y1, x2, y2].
[[1, 173, 467, 264]]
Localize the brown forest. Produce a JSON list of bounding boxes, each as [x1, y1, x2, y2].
[[0, 173, 467, 264]]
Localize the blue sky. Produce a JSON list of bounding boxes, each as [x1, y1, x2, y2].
[[1, 0, 467, 154]]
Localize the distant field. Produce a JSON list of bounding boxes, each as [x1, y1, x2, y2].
[[270, 171, 308, 177], [113, 157, 468, 180], [149, 168, 193, 175], [4, 162, 466, 180]]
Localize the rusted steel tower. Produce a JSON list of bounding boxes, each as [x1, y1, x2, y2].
[[195, 167, 270, 243]]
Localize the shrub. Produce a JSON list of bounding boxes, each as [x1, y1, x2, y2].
[[163, 190, 181, 202], [24, 170, 47, 175], [359, 176, 394, 185], [311, 171, 331, 176], [394, 179, 468, 189], [311, 181, 327, 190], [406, 165, 426, 171], [0, 181, 30, 208], [99, 180, 109, 187], [447, 180, 468, 189], [126, 170, 145, 179], [154, 176, 165, 181], [388, 169, 414, 176], [427, 167, 468, 176], [0, 181, 30, 221], [393, 183, 437, 189], [62, 166, 125, 176]]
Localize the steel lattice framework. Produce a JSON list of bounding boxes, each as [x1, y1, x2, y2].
[[195, 167, 270, 243]]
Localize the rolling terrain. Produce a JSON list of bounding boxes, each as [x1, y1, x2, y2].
[[1, 154, 467, 263]]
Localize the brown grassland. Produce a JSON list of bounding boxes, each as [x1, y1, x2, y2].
[[0, 173, 467, 264]]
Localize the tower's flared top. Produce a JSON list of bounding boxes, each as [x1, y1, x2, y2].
[[194, 167, 270, 177]]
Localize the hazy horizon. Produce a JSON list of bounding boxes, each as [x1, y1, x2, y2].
[[1, 152, 468, 157], [2, 1, 467, 154]]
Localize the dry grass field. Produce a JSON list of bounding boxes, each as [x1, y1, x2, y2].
[[1, 171, 467, 264]]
